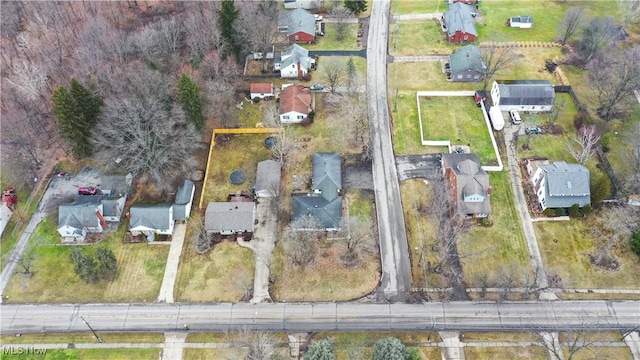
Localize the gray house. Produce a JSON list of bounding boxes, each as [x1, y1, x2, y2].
[[292, 153, 343, 231], [442, 153, 492, 219], [128, 205, 174, 241], [173, 180, 195, 222], [530, 161, 590, 211], [205, 202, 256, 236], [255, 160, 282, 198], [446, 44, 485, 82], [58, 196, 105, 243], [490, 80, 555, 112]]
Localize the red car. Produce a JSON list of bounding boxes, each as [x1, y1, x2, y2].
[[78, 187, 97, 195]]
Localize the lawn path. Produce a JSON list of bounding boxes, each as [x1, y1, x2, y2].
[[158, 223, 186, 303]]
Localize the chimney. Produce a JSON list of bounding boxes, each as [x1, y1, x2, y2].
[[96, 209, 107, 229]]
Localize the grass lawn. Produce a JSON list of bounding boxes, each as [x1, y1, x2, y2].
[[314, 55, 367, 83], [461, 332, 539, 342], [391, 0, 444, 15], [465, 346, 548, 359], [0, 333, 164, 344], [304, 24, 362, 50], [174, 240, 254, 302], [3, 216, 168, 303], [314, 331, 441, 360], [1, 349, 161, 360], [390, 21, 456, 56], [565, 347, 632, 360], [420, 96, 498, 165], [535, 220, 640, 290], [458, 171, 531, 289]]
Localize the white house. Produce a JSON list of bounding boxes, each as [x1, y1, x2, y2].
[[530, 161, 590, 211], [129, 205, 174, 241], [283, 0, 323, 10], [250, 83, 274, 100], [58, 196, 105, 243], [274, 44, 314, 79], [490, 80, 555, 112], [279, 85, 312, 124], [507, 16, 533, 28]]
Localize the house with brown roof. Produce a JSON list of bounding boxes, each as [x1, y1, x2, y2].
[[442, 153, 492, 219], [250, 83, 274, 100], [279, 85, 312, 124]]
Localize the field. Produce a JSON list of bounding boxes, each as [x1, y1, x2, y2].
[[304, 24, 362, 50], [419, 96, 497, 165], [3, 216, 168, 303], [389, 21, 456, 56]]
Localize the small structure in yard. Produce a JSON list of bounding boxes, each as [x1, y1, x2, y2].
[[442, 153, 492, 219], [279, 84, 312, 124], [446, 44, 485, 82], [292, 153, 343, 231], [2, 187, 18, 211], [264, 136, 278, 149], [442, 2, 478, 44], [628, 194, 640, 207], [278, 8, 316, 43], [283, 0, 323, 10], [488, 106, 505, 131], [230, 169, 247, 185], [274, 44, 315, 79], [529, 161, 590, 211], [490, 80, 555, 112], [128, 205, 174, 242], [173, 180, 195, 222], [255, 160, 282, 198], [250, 83, 274, 100], [204, 202, 256, 239], [506, 16, 533, 28]]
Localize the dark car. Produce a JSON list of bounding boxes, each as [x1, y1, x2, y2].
[[525, 126, 543, 135], [309, 84, 325, 91], [78, 186, 97, 195]]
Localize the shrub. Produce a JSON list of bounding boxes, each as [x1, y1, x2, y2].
[[480, 218, 493, 227], [543, 208, 556, 217], [373, 337, 408, 360], [631, 230, 640, 259], [590, 172, 611, 206], [568, 203, 581, 217], [554, 208, 565, 217], [573, 110, 592, 129], [600, 133, 612, 152], [580, 204, 592, 216]]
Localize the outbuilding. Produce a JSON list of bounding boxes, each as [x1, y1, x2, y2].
[[507, 16, 533, 28]]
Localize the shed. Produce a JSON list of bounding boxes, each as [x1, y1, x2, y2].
[[490, 80, 555, 112], [488, 106, 505, 131], [173, 180, 195, 222], [507, 16, 533, 28], [250, 83, 274, 100]]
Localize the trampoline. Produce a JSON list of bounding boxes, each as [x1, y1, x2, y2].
[[264, 136, 278, 149], [229, 169, 247, 185]]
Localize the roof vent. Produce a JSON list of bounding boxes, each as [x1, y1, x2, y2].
[[567, 180, 572, 189]]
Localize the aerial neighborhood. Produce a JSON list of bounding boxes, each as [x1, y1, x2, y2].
[[1, 0, 639, 359]]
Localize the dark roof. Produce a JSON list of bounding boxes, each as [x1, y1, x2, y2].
[[312, 153, 341, 202], [100, 175, 129, 195], [495, 80, 555, 106], [58, 196, 103, 230], [441, 153, 492, 216], [102, 198, 121, 218], [173, 180, 195, 221], [255, 160, 282, 196], [540, 162, 591, 208], [449, 45, 485, 74], [278, 8, 315, 37], [205, 202, 256, 232], [129, 205, 173, 230], [291, 195, 343, 230], [443, 3, 478, 37]]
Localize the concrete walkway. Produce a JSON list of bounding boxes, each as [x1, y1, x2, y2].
[[504, 124, 555, 299], [162, 332, 187, 360], [624, 331, 640, 360], [0, 203, 13, 237], [237, 198, 277, 303], [439, 332, 466, 360], [157, 223, 187, 303], [390, 55, 447, 63], [392, 13, 442, 21]]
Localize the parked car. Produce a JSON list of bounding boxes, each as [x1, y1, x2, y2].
[[509, 110, 522, 125], [78, 186, 97, 195], [525, 126, 543, 135], [309, 84, 325, 91]]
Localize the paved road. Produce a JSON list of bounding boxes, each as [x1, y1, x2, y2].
[[2, 301, 639, 334], [367, 0, 412, 301]]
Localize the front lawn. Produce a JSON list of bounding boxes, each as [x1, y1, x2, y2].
[[420, 96, 497, 165], [3, 217, 168, 303], [2, 349, 161, 360], [304, 23, 362, 50], [391, 0, 444, 15], [389, 21, 456, 56]]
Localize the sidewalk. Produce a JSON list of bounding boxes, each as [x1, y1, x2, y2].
[[392, 13, 442, 21], [391, 55, 447, 63], [157, 223, 187, 303]]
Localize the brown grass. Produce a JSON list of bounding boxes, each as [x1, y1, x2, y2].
[[462, 332, 539, 343], [0, 332, 164, 344], [465, 346, 548, 359]]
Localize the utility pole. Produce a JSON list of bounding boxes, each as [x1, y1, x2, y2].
[[80, 316, 103, 343]]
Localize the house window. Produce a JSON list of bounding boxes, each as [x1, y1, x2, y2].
[[283, 115, 290, 120], [532, 106, 536, 110], [297, 115, 304, 119], [466, 74, 471, 78], [457, 75, 463, 79], [474, 75, 480, 79], [464, 35, 469, 40], [295, 35, 299, 41]]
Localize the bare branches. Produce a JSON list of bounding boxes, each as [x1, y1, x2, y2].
[[322, 58, 346, 93], [261, 102, 295, 168], [478, 46, 518, 91], [618, 0, 640, 27], [329, 7, 354, 41], [566, 125, 602, 164], [578, 16, 617, 63], [590, 205, 640, 268], [339, 216, 376, 266], [558, 7, 585, 45]]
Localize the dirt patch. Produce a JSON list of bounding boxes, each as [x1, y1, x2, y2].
[[344, 161, 373, 190]]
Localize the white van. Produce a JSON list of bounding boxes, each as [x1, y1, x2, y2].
[[509, 110, 522, 125]]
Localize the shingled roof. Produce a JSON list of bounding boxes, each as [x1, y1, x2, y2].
[[443, 3, 478, 37], [539, 161, 590, 208], [312, 153, 342, 202], [205, 202, 256, 233], [494, 80, 555, 106], [449, 44, 485, 74], [278, 8, 315, 37], [129, 205, 173, 231], [279, 85, 311, 116]]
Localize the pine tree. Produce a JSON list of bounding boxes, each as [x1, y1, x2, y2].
[[218, 0, 240, 60], [70, 248, 98, 283], [344, 0, 367, 15], [178, 73, 205, 130], [304, 339, 336, 360], [52, 78, 102, 158], [373, 337, 409, 360], [96, 247, 118, 281]]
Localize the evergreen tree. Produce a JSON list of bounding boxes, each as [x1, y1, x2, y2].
[[218, 0, 240, 60], [304, 338, 336, 360], [96, 247, 118, 281], [52, 78, 102, 158], [344, 0, 367, 15], [70, 248, 98, 283], [373, 337, 409, 360], [178, 73, 205, 130], [346, 57, 357, 93]]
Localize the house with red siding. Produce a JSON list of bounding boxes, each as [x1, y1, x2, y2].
[[442, 3, 478, 44], [278, 8, 316, 43], [442, 153, 492, 219]]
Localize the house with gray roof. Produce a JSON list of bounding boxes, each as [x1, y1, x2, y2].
[[255, 160, 282, 198], [275, 44, 314, 79], [205, 202, 256, 236], [490, 80, 555, 112], [174, 180, 195, 222], [446, 44, 485, 82], [530, 161, 590, 211], [442, 153, 492, 219], [278, 8, 316, 43], [58, 196, 106, 243], [442, 3, 478, 43], [283, 0, 323, 10], [129, 205, 174, 241], [100, 174, 131, 196], [292, 153, 343, 231]]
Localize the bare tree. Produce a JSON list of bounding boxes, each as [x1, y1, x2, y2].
[[624, 123, 640, 194], [566, 125, 602, 164], [183, 3, 226, 62], [322, 58, 346, 93], [242, 330, 277, 360], [546, 96, 566, 127], [236, 0, 280, 73], [5, 238, 41, 277], [339, 216, 376, 266], [538, 322, 604, 360], [261, 102, 295, 168], [618, 0, 640, 27], [578, 16, 617, 63], [284, 217, 324, 269], [587, 45, 640, 121], [590, 205, 640, 269], [190, 212, 211, 254], [477, 46, 519, 91], [6, 60, 50, 102], [329, 7, 354, 41], [558, 7, 585, 45]]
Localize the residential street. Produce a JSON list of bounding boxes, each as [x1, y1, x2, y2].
[[367, 0, 412, 301]]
